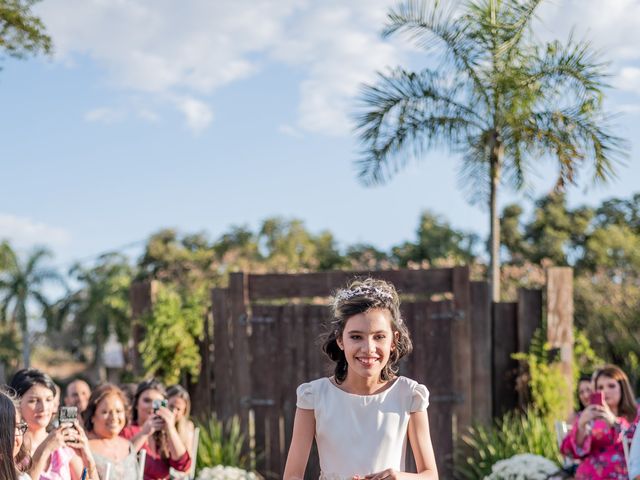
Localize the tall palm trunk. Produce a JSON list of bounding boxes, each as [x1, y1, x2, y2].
[[489, 139, 503, 302], [18, 302, 31, 368]]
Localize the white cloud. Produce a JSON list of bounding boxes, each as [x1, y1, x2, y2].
[[84, 106, 126, 124], [171, 95, 214, 134], [0, 214, 71, 248], [37, 0, 639, 136], [278, 124, 303, 138], [614, 67, 640, 95]]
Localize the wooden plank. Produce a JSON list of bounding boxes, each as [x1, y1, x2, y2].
[[546, 267, 574, 419], [492, 302, 518, 416], [229, 272, 251, 450], [247, 268, 454, 299], [191, 310, 213, 419], [129, 281, 157, 376], [517, 288, 542, 353], [451, 266, 472, 439], [470, 281, 492, 425], [212, 288, 233, 421]]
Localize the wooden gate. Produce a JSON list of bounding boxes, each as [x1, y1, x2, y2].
[[208, 267, 472, 479]]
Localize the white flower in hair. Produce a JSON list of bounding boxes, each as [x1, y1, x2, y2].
[[333, 285, 394, 304]]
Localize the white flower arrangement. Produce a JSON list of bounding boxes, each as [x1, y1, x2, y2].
[[196, 466, 259, 480], [484, 453, 559, 480]]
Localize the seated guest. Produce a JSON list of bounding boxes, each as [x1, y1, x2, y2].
[[561, 364, 639, 479], [0, 388, 32, 480], [120, 379, 191, 480], [10, 368, 98, 480], [568, 374, 594, 424], [84, 384, 139, 480], [167, 385, 196, 458], [64, 379, 91, 414]]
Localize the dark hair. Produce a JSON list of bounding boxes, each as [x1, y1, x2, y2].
[[132, 379, 169, 459], [594, 365, 637, 422], [322, 278, 412, 384], [576, 374, 592, 411], [0, 389, 30, 480], [9, 368, 57, 398], [83, 384, 129, 433]]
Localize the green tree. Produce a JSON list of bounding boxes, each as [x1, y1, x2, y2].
[[139, 285, 205, 385], [0, 0, 52, 63], [392, 210, 477, 267], [355, 0, 625, 301], [0, 242, 63, 367], [62, 254, 132, 380]]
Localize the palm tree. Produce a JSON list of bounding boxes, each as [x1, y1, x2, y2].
[[0, 242, 63, 367], [355, 0, 626, 301]]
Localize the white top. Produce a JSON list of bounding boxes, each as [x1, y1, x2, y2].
[[296, 376, 429, 479], [629, 424, 640, 479]]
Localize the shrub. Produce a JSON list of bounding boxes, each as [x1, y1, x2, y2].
[[455, 409, 562, 479], [196, 416, 249, 471]]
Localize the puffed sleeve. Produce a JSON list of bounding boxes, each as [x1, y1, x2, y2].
[[296, 382, 314, 410], [410, 383, 430, 412]]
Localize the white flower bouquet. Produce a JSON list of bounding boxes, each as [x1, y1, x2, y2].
[[196, 466, 260, 480], [484, 453, 559, 480]]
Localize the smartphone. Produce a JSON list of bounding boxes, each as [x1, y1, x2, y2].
[[58, 406, 78, 424], [152, 399, 168, 413], [589, 391, 605, 406]]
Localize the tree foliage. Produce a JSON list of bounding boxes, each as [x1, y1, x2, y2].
[[138, 285, 205, 385], [0, 0, 52, 62]]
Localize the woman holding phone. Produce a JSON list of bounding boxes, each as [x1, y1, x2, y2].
[[9, 369, 98, 480], [561, 364, 639, 479], [120, 379, 190, 480]]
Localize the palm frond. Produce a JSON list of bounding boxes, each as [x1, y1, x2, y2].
[[457, 133, 491, 206], [24, 247, 53, 275], [355, 67, 484, 185], [383, 0, 490, 107]]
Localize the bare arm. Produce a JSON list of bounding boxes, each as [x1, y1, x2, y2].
[[283, 408, 315, 480], [156, 407, 188, 460]]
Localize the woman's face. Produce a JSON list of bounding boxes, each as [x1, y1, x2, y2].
[[578, 380, 593, 408], [596, 375, 622, 411], [168, 396, 188, 422], [136, 389, 165, 425], [92, 394, 127, 439], [19, 384, 55, 431], [14, 407, 26, 458]]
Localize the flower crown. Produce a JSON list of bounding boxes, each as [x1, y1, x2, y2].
[[333, 285, 394, 304]]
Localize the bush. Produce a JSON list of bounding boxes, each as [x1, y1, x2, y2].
[[455, 409, 562, 480], [196, 416, 249, 471]]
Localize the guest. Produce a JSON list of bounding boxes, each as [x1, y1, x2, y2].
[[561, 364, 639, 479], [64, 379, 91, 414], [84, 384, 139, 480], [568, 374, 594, 424], [0, 388, 32, 480], [10, 368, 98, 480], [167, 385, 196, 457], [120, 379, 191, 480]]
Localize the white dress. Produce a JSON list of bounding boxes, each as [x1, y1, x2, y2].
[[296, 376, 430, 480]]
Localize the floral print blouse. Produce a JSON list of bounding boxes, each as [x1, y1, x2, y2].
[[561, 408, 639, 479]]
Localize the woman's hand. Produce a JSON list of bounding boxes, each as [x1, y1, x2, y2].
[[40, 423, 74, 454], [578, 405, 599, 429], [65, 422, 99, 476], [593, 403, 618, 427], [154, 406, 177, 433], [141, 411, 165, 435]]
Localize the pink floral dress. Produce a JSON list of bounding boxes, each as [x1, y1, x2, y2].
[[561, 409, 638, 479]]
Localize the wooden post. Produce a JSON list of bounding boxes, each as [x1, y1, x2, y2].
[[517, 288, 542, 353], [212, 287, 234, 421], [229, 272, 251, 447], [492, 302, 518, 416], [546, 267, 574, 418], [470, 281, 492, 425], [130, 281, 157, 377], [452, 266, 472, 436]]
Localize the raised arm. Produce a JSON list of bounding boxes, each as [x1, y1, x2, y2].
[[283, 408, 315, 480]]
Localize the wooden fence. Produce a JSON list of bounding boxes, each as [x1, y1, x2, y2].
[[129, 266, 573, 479]]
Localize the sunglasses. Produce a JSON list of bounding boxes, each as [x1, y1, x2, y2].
[[15, 421, 28, 436]]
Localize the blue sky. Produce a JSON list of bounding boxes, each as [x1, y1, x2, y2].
[[2, 0, 640, 271]]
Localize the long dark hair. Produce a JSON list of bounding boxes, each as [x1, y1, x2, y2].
[[0, 389, 30, 480], [322, 278, 413, 384], [133, 379, 169, 459]]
